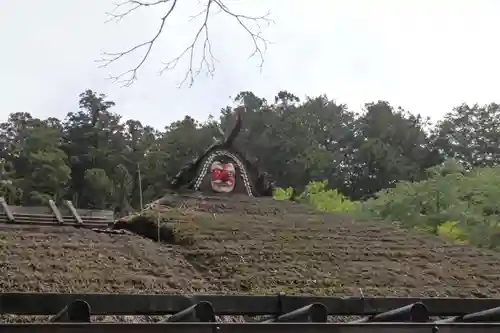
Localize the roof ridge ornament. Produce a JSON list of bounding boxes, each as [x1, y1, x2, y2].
[[169, 105, 274, 197]]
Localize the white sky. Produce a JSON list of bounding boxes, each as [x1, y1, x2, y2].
[[1, 0, 499, 129]]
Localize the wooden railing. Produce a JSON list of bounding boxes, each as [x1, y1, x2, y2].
[[0, 198, 114, 228]]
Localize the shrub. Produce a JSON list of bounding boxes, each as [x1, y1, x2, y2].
[[274, 160, 500, 249], [274, 180, 358, 213]]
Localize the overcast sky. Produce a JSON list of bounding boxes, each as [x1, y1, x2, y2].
[[1, 0, 499, 129]]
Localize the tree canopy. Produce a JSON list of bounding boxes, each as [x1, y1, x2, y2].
[[2, 88, 495, 216]]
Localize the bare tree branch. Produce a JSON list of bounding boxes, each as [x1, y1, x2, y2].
[[97, 0, 273, 88]]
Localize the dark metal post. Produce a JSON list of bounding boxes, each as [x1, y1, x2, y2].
[[49, 300, 91, 322], [353, 302, 429, 323], [438, 305, 500, 323], [262, 303, 328, 323], [166, 301, 215, 322]]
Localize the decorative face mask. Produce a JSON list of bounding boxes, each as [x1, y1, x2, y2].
[[210, 161, 236, 193]]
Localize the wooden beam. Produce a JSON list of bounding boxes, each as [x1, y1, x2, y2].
[[0, 197, 14, 222], [0, 212, 110, 224], [48, 200, 64, 224], [1, 293, 500, 317], [1, 323, 500, 333], [0, 220, 107, 229], [65, 200, 83, 225]]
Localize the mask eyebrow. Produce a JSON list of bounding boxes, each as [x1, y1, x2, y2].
[[210, 161, 223, 171]]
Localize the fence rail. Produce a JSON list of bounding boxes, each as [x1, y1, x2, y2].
[[3, 323, 500, 333], [2, 292, 500, 332], [2, 292, 500, 317], [0, 198, 114, 228]]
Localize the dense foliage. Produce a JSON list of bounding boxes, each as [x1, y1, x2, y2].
[[279, 160, 500, 249], [2, 89, 500, 247]]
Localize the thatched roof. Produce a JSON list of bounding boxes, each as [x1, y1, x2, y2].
[[4, 192, 500, 321]]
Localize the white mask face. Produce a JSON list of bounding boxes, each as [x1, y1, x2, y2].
[[210, 161, 236, 193]]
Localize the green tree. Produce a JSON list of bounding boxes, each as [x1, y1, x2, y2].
[[23, 120, 71, 204], [83, 169, 113, 210], [433, 103, 500, 168], [62, 90, 123, 207], [346, 101, 442, 199], [362, 160, 500, 249], [7, 87, 500, 234]]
